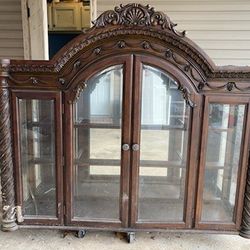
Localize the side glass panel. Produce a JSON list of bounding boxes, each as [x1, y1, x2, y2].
[[201, 103, 245, 222], [19, 99, 56, 217], [73, 65, 123, 220], [138, 65, 190, 222]]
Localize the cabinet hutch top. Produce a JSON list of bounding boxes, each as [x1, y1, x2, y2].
[[1, 3, 250, 93]]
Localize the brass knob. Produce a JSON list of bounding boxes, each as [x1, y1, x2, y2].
[[122, 144, 130, 151], [132, 144, 140, 151]]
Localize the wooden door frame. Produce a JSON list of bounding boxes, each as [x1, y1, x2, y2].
[[11, 90, 63, 225], [129, 54, 201, 229], [195, 94, 250, 231], [64, 54, 133, 228]]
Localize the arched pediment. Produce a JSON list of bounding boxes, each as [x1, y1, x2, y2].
[[1, 3, 250, 91]]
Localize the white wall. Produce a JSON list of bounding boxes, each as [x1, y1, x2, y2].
[[96, 0, 250, 66], [0, 0, 48, 60], [0, 0, 24, 59], [27, 0, 49, 60]]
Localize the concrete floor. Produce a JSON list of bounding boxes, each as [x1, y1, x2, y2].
[[0, 194, 250, 250], [0, 200, 249, 250], [0, 228, 250, 250]]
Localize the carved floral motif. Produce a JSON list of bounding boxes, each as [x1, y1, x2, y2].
[[198, 81, 250, 92], [177, 84, 196, 108], [8, 75, 47, 85], [73, 60, 81, 69], [58, 78, 66, 86]]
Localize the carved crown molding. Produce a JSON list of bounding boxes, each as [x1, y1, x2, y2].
[[93, 3, 186, 37], [4, 27, 249, 81], [0, 63, 54, 73], [1, 4, 250, 82], [3, 28, 250, 84]]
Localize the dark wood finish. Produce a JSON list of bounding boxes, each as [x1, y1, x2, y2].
[[240, 162, 250, 238], [239, 104, 250, 238], [195, 95, 250, 232], [64, 55, 133, 228], [129, 54, 141, 227], [130, 55, 199, 229], [0, 84, 18, 231], [0, 3, 250, 238], [11, 91, 63, 226]]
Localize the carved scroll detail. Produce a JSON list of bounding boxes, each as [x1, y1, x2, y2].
[[0, 87, 18, 231], [93, 3, 185, 37], [240, 164, 250, 238], [8, 75, 47, 85], [68, 82, 88, 104], [177, 84, 196, 108]]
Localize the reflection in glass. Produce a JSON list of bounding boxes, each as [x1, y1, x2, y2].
[[73, 65, 123, 220], [138, 65, 190, 222], [201, 104, 245, 222], [19, 99, 56, 217]]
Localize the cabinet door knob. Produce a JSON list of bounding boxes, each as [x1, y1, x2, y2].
[[132, 144, 140, 151], [122, 144, 130, 151]]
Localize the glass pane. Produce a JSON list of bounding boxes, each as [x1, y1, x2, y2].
[[138, 65, 190, 222], [73, 65, 123, 220], [19, 99, 56, 217], [201, 103, 245, 222]]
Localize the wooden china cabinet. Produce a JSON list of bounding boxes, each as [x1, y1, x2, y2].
[[1, 3, 250, 242]]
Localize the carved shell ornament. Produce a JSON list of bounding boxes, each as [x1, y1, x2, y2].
[[93, 3, 186, 37]]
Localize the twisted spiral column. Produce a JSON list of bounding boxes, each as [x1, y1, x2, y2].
[[0, 86, 17, 231], [240, 164, 250, 238]]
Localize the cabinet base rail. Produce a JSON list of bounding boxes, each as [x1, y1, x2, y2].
[[4, 225, 246, 239]]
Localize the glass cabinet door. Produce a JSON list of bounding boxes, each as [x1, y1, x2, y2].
[[136, 65, 191, 223], [73, 65, 125, 221], [13, 92, 63, 223], [197, 97, 249, 228]]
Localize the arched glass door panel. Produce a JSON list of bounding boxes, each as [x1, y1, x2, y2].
[[138, 65, 190, 222], [73, 65, 123, 220]]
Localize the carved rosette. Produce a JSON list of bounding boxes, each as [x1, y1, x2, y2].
[[240, 164, 250, 238], [0, 87, 18, 231]]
